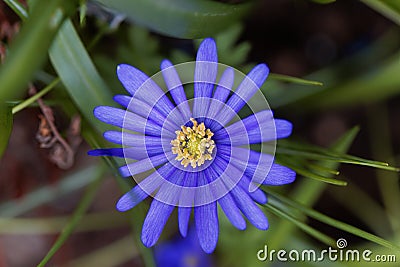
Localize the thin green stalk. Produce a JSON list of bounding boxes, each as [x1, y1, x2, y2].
[[37, 172, 105, 267], [3, 0, 28, 20], [12, 78, 60, 114], [264, 202, 336, 247], [263, 189, 400, 251], [269, 73, 323, 86]]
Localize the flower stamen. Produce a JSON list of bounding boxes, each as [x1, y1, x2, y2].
[[171, 118, 215, 168]]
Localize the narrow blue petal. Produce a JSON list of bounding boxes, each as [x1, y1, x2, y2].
[[117, 64, 148, 96], [142, 199, 175, 247], [119, 152, 171, 177], [94, 106, 165, 137], [200, 164, 246, 230], [113, 95, 178, 133], [238, 176, 268, 204], [195, 202, 219, 254], [230, 186, 269, 230], [116, 185, 148, 211], [117, 163, 177, 211], [214, 110, 275, 145], [178, 172, 196, 237], [205, 67, 234, 127], [193, 38, 218, 118], [117, 64, 178, 122], [275, 119, 293, 139], [214, 64, 269, 128], [217, 146, 274, 187], [87, 148, 124, 158], [103, 131, 169, 149], [218, 193, 246, 230], [263, 164, 296, 185], [161, 59, 191, 121], [178, 207, 191, 237], [88, 146, 166, 161], [113, 94, 131, 107]]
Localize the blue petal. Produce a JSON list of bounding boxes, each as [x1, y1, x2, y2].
[[202, 165, 246, 230], [117, 64, 149, 96], [195, 202, 219, 253], [113, 94, 131, 107], [263, 164, 296, 185], [178, 172, 196, 237], [113, 95, 178, 133], [214, 110, 276, 145], [161, 59, 191, 121], [117, 163, 176, 211], [205, 67, 234, 127], [193, 38, 218, 118], [103, 131, 165, 147], [238, 176, 268, 204], [119, 152, 172, 177], [178, 207, 191, 237], [88, 148, 124, 157], [218, 193, 246, 230], [274, 119, 293, 139], [230, 186, 269, 230], [214, 64, 269, 128], [142, 199, 175, 247], [94, 106, 166, 137], [116, 185, 148, 211], [88, 147, 163, 160], [117, 64, 178, 121]]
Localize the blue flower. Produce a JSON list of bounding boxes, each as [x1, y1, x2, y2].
[[154, 229, 213, 267], [89, 38, 296, 253]]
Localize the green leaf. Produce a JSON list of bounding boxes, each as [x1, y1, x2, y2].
[[0, 0, 76, 102], [362, 0, 400, 26], [94, 0, 252, 38], [49, 19, 115, 134], [0, 106, 13, 158]]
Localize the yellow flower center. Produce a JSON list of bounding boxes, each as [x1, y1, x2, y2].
[[171, 118, 215, 168]]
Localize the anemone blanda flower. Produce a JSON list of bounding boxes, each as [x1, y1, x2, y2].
[[89, 38, 296, 253]]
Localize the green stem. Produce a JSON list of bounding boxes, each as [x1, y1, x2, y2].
[[12, 78, 60, 114]]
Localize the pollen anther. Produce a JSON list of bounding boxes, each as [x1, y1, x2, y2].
[[171, 118, 215, 168]]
